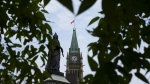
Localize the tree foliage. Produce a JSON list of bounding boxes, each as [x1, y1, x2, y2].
[[0, 0, 53, 83], [1, 0, 150, 84], [84, 0, 150, 84]]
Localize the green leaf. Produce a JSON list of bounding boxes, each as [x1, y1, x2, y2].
[[43, 71, 51, 79], [13, 43, 22, 47], [77, 0, 97, 15], [36, 12, 46, 20], [57, 0, 74, 13], [39, 45, 45, 51], [2, 63, 8, 67], [88, 55, 98, 71], [88, 16, 100, 26], [22, 45, 29, 57], [31, 56, 38, 64], [4, 38, 12, 43], [40, 56, 45, 67], [143, 60, 150, 74], [44, 0, 51, 7], [41, 9, 49, 13], [117, 66, 131, 82], [135, 72, 149, 83], [87, 42, 98, 57], [86, 30, 93, 34], [99, 11, 104, 14], [82, 74, 93, 84], [45, 23, 52, 34], [42, 50, 47, 56]]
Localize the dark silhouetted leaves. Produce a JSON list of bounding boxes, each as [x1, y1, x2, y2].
[[88, 16, 100, 26], [84, 0, 150, 84], [88, 42, 98, 57], [88, 56, 98, 71], [41, 9, 49, 13], [77, 0, 97, 15], [81, 74, 93, 84], [0, 0, 53, 83], [13, 44, 22, 47], [45, 23, 52, 34], [44, 0, 51, 7], [36, 12, 46, 20], [135, 72, 149, 83], [57, 0, 74, 13]]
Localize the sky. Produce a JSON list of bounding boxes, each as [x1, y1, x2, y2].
[[37, 0, 150, 84]]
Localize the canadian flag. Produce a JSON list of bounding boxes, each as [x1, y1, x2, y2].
[[70, 20, 75, 24]]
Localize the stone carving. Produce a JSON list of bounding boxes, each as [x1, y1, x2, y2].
[[45, 33, 64, 74]]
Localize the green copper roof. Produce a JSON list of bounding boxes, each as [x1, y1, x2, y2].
[[70, 29, 79, 53]]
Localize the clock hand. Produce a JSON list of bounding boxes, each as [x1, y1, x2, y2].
[[74, 57, 77, 61], [74, 57, 76, 61], [72, 57, 75, 61]]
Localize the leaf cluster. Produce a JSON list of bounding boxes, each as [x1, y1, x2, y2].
[[0, 0, 52, 83], [85, 0, 150, 84]]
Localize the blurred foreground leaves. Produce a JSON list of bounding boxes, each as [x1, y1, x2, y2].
[[1, 0, 150, 84], [0, 0, 52, 83], [84, 0, 150, 84]]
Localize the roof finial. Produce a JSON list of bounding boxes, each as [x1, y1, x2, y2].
[[74, 14, 76, 29], [73, 28, 76, 30]]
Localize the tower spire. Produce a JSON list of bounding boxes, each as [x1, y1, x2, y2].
[[66, 27, 83, 84], [70, 29, 79, 53]]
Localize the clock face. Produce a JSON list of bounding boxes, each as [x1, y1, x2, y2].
[[71, 56, 77, 62]]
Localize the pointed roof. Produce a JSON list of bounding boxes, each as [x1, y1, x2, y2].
[[70, 28, 79, 53]]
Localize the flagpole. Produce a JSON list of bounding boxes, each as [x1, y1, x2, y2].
[[74, 14, 75, 30], [74, 20, 75, 29]]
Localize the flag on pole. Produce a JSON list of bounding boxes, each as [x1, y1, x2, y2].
[[70, 20, 75, 24]]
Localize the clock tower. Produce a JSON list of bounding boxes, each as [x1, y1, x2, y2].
[[66, 29, 83, 84]]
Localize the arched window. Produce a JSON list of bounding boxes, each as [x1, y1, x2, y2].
[[78, 70, 80, 78]]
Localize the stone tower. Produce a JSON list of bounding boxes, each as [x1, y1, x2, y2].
[[66, 29, 83, 84]]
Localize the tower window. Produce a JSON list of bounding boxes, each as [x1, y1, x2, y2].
[[78, 70, 80, 78], [75, 70, 77, 74]]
